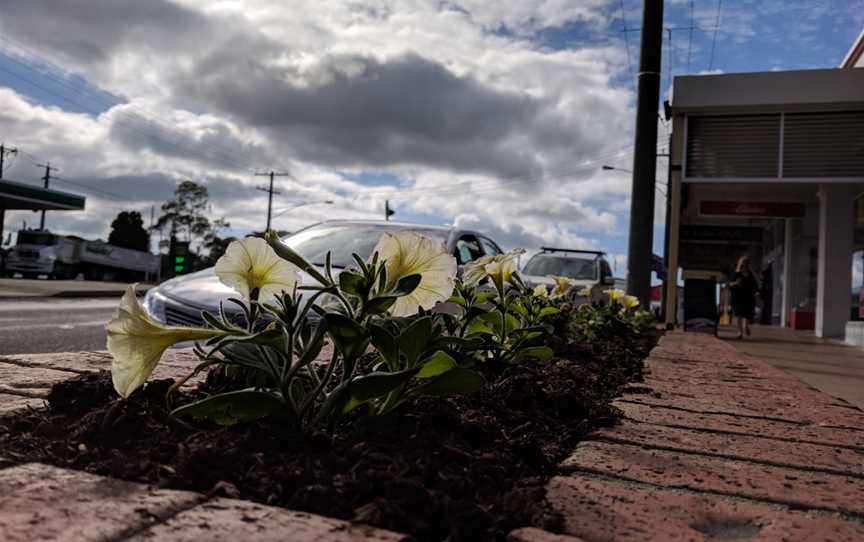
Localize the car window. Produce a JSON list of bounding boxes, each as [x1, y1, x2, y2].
[[455, 235, 483, 265], [600, 260, 612, 280], [284, 224, 449, 268], [479, 237, 501, 256], [522, 255, 598, 280]]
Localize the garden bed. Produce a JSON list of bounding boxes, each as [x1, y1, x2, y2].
[[0, 332, 656, 541]]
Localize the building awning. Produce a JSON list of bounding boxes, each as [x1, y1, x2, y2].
[[0, 178, 86, 211]]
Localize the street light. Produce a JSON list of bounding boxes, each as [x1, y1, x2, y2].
[[271, 199, 334, 220]]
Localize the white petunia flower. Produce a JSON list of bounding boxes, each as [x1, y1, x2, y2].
[[463, 248, 525, 286], [621, 295, 640, 309], [372, 231, 458, 317], [550, 275, 576, 298], [107, 286, 226, 398], [215, 236, 301, 302], [604, 288, 626, 302], [533, 284, 549, 298]]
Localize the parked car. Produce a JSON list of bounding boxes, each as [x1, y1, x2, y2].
[[520, 247, 616, 302], [143, 219, 504, 325]]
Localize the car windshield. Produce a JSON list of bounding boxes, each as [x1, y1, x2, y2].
[[523, 255, 597, 280], [284, 224, 450, 268]]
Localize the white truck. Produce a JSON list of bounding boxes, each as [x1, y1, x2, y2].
[[3, 230, 159, 281]]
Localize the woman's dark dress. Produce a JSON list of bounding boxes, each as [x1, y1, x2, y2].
[[731, 271, 759, 320]]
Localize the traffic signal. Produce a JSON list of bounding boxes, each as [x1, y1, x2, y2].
[[169, 239, 191, 276]]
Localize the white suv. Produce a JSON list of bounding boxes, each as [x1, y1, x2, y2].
[[520, 247, 616, 302]]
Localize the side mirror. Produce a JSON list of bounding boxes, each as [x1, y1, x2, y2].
[[603, 275, 615, 286]]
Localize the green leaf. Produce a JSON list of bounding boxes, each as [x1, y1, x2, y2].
[[171, 389, 288, 426], [416, 351, 457, 378], [341, 368, 419, 413], [365, 296, 397, 315], [391, 274, 421, 297], [465, 320, 494, 336], [324, 313, 369, 361], [475, 291, 497, 304], [518, 346, 554, 361], [398, 316, 433, 366], [447, 295, 467, 307], [339, 271, 367, 297], [539, 306, 560, 318], [416, 368, 483, 396], [369, 323, 399, 368]]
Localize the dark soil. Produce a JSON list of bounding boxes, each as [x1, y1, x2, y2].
[[0, 332, 657, 541]]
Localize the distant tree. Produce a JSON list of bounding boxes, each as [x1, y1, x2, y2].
[[155, 180, 231, 268], [108, 211, 150, 252]]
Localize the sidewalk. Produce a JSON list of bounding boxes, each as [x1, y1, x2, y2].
[[516, 332, 864, 541], [0, 278, 149, 299], [719, 324, 864, 409], [1, 334, 863, 540]]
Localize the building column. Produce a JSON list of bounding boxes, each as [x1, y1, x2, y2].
[[815, 184, 855, 338]]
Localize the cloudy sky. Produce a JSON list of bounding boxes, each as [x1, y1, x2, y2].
[[0, 0, 862, 270]]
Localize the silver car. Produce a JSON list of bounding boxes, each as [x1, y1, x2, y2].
[[143, 219, 504, 325]]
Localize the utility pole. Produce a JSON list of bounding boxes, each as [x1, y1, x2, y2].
[[626, 0, 664, 306], [385, 200, 395, 221], [0, 144, 18, 179], [255, 171, 290, 232], [36, 162, 59, 230]]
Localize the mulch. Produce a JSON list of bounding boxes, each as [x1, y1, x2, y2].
[[0, 332, 657, 541]]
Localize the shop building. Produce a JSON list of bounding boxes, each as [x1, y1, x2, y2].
[[664, 30, 864, 341]]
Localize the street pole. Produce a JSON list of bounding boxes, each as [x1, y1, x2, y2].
[[0, 144, 17, 248], [626, 0, 664, 306], [35, 162, 58, 231], [0, 144, 18, 179], [255, 171, 289, 233]]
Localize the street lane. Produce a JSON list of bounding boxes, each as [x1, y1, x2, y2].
[[0, 298, 118, 354]]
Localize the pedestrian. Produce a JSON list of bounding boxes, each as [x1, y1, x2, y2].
[[729, 256, 760, 339]]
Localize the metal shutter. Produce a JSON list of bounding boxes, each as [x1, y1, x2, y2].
[[686, 115, 780, 178], [783, 111, 864, 177]]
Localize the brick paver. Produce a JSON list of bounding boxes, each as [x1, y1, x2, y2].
[[0, 463, 406, 541], [0, 463, 205, 542], [546, 474, 864, 542], [584, 419, 864, 477], [127, 497, 405, 542], [509, 331, 864, 541]]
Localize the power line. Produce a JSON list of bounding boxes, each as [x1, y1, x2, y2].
[[708, 0, 722, 71], [51, 175, 127, 200], [619, 0, 636, 90]]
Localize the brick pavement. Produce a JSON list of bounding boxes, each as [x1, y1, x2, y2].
[[531, 331, 864, 541], [2, 335, 863, 540]]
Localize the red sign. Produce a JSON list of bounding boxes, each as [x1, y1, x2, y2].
[[700, 201, 805, 218]]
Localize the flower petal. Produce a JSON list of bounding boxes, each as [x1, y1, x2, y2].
[[107, 285, 225, 398]]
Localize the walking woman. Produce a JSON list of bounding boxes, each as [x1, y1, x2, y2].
[[730, 256, 760, 339]]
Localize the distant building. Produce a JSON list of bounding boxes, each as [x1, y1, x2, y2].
[[664, 27, 864, 342]]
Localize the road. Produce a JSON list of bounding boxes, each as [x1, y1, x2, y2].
[[0, 298, 117, 355]]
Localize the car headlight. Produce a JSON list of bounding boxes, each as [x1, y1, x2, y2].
[[143, 288, 167, 323]]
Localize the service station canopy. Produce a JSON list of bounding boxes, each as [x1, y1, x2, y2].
[[0, 178, 85, 211]]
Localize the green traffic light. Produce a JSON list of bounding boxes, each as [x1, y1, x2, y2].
[[174, 256, 185, 263], [174, 265, 184, 273]]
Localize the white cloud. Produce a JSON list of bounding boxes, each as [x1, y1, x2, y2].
[[0, 0, 637, 254]]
